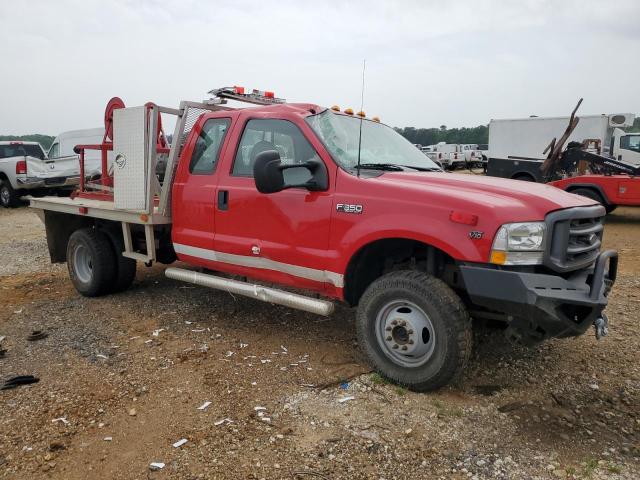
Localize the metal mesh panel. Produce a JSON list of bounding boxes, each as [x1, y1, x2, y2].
[[179, 107, 210, 154]]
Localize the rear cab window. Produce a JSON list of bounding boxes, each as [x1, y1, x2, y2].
[[189, 119, 231, 174], [0, 144, 45, 160]]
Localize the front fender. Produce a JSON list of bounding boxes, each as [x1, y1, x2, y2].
[[328, 212, 494, 275]]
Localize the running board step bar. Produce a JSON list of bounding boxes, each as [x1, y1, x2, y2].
[[165, 267, 335, 316]]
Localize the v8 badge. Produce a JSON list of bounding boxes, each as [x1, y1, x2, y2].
[[469, 231, 484, 240]]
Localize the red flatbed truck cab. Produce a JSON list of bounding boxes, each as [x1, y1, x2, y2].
[[31, 92, 618, 391]]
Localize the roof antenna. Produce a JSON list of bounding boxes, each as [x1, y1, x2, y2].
[[356, 59, 366, 177]]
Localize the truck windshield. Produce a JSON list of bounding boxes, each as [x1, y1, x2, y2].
[[306, 110, 441, 172], [0, 144, 45, 160], [621, 134, 640, 153]]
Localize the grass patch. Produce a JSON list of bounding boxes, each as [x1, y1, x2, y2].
[[394, 386, 407, 396], [607, 463, 622, 474], [583, 457, 598, 477], [370, 372, 390, 385]]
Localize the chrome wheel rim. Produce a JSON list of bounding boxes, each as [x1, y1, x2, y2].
[[73, 244, 93, 284], [0, 187, 9, 205], [375, 300, 436, 368]]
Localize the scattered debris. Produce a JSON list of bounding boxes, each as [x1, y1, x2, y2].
[[149, 462, 165, 471], [13, 309, 23, 314], [339, 382, 349, 390], [128, 408, 137, 417], [27, 330, 48, 342], [96, 354, 108, 359], [51, 417, 70, 425], [281, 345, 288, 352], [197, 401, 212, 411], [152, 329, 165, 337], [103, 437, 113, 442], [1, 375, 40, 390], [214, 418, 233, 426], [337, 396, 355, 403], [172, 438, 188, 448], [254, 406, 267, 411]]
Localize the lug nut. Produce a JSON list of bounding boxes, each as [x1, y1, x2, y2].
[[392, 344, 399, 349], [400, 320, 407, 326], [386, 336, 392, 341], [407, 329, 414, 334], [391, 320, 398, 326], [385, 326, 392, 331], [401, 345, 408, 351], [408, 339, 414, 345]]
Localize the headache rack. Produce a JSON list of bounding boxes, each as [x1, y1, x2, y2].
[[29, 86, 286, 263]]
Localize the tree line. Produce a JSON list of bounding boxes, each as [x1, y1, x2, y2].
[[394, 125, 489, 147], [0, 134, 55, 150], [3, 117, 638, 154]]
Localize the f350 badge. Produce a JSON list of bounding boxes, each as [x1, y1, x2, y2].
[[336, 203, 363, 214]]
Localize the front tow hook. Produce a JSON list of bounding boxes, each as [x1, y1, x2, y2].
[[594, 314, 609, 340]]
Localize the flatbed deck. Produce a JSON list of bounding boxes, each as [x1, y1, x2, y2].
[[29, 195, 171, 225]]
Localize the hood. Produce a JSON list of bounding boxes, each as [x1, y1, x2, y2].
[[369, 171, 597, 221]]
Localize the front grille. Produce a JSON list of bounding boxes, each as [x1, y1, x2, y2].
[[544, 205, 605, 272]]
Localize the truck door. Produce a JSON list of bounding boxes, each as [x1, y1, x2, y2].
[[211, 117, 335, 293], [171, 117, 232, 252]]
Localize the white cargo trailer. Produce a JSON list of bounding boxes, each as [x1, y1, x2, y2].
[[488, 113, 638, 166]]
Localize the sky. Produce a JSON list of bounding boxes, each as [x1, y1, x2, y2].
[[1, 0, 639, 135]]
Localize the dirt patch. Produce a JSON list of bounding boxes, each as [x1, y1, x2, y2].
[[0, 205, 638, 479]]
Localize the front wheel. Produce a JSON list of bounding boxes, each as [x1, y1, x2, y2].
[[356, 270, 472, 391]]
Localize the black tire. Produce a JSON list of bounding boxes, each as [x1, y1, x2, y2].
[[0, 181, 20, 208], [103, 228, 137, 293], [356, 270, 472, 391], [66, 228, 117, 297]]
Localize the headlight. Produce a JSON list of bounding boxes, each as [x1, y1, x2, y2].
[[490, 222, 546, 265]]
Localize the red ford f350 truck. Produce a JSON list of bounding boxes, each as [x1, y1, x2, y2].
[[30, 88, 618, 391]]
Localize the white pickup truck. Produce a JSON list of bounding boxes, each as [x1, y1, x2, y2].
[[0, 141, 81, 207], [421, 142, 465, 170]]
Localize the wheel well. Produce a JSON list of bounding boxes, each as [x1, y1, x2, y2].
[[511, 172, 536, 182], [565, 185, 607, 203], [0, 172, 8, 182], [343, 238, 454, 306]]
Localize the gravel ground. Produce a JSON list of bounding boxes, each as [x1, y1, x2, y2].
[[0, 206, 638, 479]]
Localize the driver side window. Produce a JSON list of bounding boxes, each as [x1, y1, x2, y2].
[[232, 119, 319, 183]]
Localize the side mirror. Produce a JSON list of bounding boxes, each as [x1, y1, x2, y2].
[[253, 150, 285, 194], [253, 150, 329, 194]]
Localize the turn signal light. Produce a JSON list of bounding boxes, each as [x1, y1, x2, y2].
[[344, 108, 354, 115], [331, 105, 340, 112], [372, 116, 380, 122], [357, 111, 365, 117], [490, 250, 507, 265], [233, 86, 245, 94], [449, 211, 478, 226]]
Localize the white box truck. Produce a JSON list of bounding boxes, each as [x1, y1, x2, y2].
[[487, 113, 638, 181]]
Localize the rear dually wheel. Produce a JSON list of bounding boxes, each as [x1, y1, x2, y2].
[[66, 228, 117, 297]]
